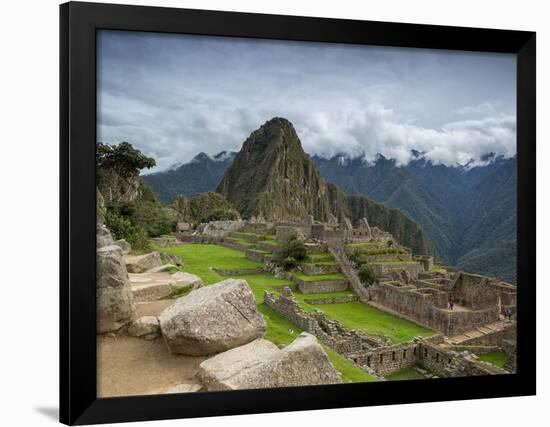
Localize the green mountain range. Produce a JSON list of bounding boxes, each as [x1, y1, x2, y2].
[[217, 117, 433, 255], [142, 118, 516, 283], [314, 153, 517, 283]]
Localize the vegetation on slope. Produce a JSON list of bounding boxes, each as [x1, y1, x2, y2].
[[216, 117, 434, 255]]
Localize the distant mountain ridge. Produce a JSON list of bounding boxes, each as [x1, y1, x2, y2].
[[141, 123, 516, 283], [216, 117, 434, 255], [142, 151, 236, 204], [313, 152, 516, 283]]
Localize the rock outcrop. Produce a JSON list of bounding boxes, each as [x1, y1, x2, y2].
[[161, 253, 183, 267], [113, 239, 131, 255], [197, 333, 341, 390], [159, 279, 266, 356], [125, 251, 163, 273], [97, 241, 135, 333], [216, 117, 434, 255], [128, 316, 161, 340], [170, 272, 204, 291], [97, 223, 114, 248]]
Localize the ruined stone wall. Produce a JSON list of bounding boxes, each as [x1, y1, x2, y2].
[[451, 272, 499, 310], [418, 342, 456, 375], [303, 295, 358, 304], [356, 253, 413, 263], [322, 229, 346, 247], [453, 321, 516, 346], [370, 262, 424, 278], [348, 342, 419, 376], [295, 277, 349, 294], [371, 281, 499, 336], [263, 288, 373, 354], [446, 306, 500, 336], [418, 342, 508, 377], [502, 339, 517, 373], [371, 282, 441, 325], [414, 256, 434, 271]]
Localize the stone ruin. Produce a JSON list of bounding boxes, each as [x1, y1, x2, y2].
[[264, 287, 512, 378]]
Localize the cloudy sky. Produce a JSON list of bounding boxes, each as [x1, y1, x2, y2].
[[97, 30, 516, 173]]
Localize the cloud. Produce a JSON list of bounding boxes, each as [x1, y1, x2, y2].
[[97, 31, 516, 172]]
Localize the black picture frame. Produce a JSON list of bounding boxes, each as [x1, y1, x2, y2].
[[60, 1, 536, 425]]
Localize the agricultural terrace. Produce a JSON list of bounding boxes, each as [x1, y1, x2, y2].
[[160, 242, 435, 381]]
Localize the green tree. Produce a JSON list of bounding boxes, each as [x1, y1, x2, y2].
[[173, 194, 191, 221], [273, 235, 307, 271], [97, 142, 156, 178], [358, 264, 376, 288]]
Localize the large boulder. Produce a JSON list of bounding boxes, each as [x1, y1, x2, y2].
[[161, 252, 183, 267], [197, 333, 341, 390], [171, 272, 203, 292], [159, 279, 266, 356], [97, 223, 114, 248], [113, 239, 131, 255], [197, 339, 280, 390], [97, 287, 135, 332], [128, 316, 161, 340], [131, 282, 174, 302], [97, 245, 129, 289], [97, 244, 135, 332], [125, 251, 162, 273]]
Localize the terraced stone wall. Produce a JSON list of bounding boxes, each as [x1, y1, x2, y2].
[[303, 295, 358, 304], [348, 342, 419, 376], [371, 281, 500, 336], [263, 288, 372, 354]]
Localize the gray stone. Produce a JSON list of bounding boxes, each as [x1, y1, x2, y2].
[[131, 282, 173, 302], [159, 279, 266, 356], [125, 251, 163, 273], [97, 245, 129, 289], [128, 316, 160, 340], [146, 264, 177, 273], [113, 239, 131, 255], [171, 272, 203, 291], [197, 339, 280, 390], [198, 333, 341, 390], [161, 252, 183, 267], [97, 223, 114, 248], [97, 286, 135, 333], [97, 244, 135, 333]]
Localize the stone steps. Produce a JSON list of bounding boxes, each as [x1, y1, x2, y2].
[[445, 320, 512, 345]]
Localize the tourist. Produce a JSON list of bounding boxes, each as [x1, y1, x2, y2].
[[448, 298, 454, 310]]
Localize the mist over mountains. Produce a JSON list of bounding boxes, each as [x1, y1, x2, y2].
[[142, 133, 516, 283]]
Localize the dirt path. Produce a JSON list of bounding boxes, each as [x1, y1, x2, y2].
[[97, 334, 206, 398], [97, 299, 205, 398]]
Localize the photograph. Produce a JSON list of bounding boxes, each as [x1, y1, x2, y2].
[[95, 29, 518, 397]]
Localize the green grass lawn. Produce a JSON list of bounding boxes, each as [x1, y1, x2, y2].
[[347, 242, 385, 248], [158, 243, 427, 380], [259, 305, 376, 383], [385, 365, 426, 381], [312, 302, 435, 343], [225, 237, 257, 247], [161, 244, 262, 284], [479, 351, 506, 368], [232, 231, 276, 240], [293, 272, 346, 282], [303, 261, 339, 266], [308, 252, 334, 260]]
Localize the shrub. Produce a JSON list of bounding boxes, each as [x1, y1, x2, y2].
[[358, 264, 376, 287], [348, 251, 362, 266], [201, 208, 240, 223], [273, 235, 307, 271], [104, 210, 152, 252], [387, 240, 394, 247]]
